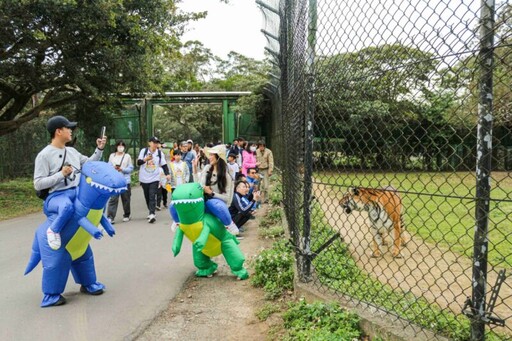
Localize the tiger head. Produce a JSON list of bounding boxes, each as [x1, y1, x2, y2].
[[339, 187, 367, 214]]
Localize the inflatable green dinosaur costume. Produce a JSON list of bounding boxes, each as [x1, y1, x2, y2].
[[170, 183, 249, 280]]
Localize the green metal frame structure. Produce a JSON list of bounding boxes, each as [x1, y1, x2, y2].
[[121, 91, 250, 144]]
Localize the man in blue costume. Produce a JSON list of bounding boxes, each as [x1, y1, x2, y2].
[[26, 161, 127, 307], [34, 116, 106, 250]]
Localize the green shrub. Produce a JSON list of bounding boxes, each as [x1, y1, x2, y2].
[[259, 225, 285, 239], [282, 300, 362, 341], [251, 239, 294, 299], [256, 302, 281, 321]]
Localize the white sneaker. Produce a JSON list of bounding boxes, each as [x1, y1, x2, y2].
[[122, 217, 130, 222], [171, 221, 180, 232], [226, 222, 239, 235], [155, 206, 162, 211], [47, 227, 61, 250], [148, 214, 156, 223], [107, 218, 115, 225]]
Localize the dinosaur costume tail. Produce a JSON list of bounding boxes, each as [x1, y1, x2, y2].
[[24, 234, 41, 275]]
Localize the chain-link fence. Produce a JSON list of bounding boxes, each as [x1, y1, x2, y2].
[[259, 0, 512, 339]]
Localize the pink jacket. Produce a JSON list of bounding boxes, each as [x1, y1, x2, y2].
[[241, 150, 257, 176]]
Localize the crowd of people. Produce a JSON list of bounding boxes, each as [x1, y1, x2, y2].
[[34, 114, 274, 249], [108, 136, 274, 240]]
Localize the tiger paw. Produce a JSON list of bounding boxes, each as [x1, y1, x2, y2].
[[392, 250, 402, 258], [371, 251, 381, 258]]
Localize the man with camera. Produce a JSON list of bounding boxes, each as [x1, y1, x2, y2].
[[34, 116, 107, 250]]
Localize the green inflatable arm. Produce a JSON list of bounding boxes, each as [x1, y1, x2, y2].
[[172, 228, 184, 257]]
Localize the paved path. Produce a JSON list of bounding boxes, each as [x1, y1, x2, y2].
[[0, 187, 195, 341]]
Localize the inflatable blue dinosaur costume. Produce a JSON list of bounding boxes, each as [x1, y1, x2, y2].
[[25, 161, 127, 307]]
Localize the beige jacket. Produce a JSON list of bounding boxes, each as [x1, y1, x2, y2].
[[256, 148, 274, 172]]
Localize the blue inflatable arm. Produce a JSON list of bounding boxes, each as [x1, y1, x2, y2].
[[78, 217, 103, 240], [100, 215, 116, 237], [172, 228, 184, 257]]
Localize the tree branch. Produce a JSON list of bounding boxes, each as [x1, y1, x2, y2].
[[0, 93, 81, 136]]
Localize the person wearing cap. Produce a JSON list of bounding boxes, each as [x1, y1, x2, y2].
[[34, 115, 107, 250], [106, 140, 134, 224], [170, 144, 239, 236], [137, 136, 171, 223]]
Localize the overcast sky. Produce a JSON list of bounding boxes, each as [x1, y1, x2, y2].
[[179, 0, 267, 60]]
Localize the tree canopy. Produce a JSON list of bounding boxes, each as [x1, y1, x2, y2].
[[0, 0, 203, 136]]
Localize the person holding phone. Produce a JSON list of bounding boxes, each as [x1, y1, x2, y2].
[[106, 140, 133, 223], [137, 136, 171, 223], [34, 116, 107, 250]]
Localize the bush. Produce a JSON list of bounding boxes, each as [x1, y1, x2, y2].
[[251, 239, 294, 300], [259, 225, 285, 239], [282, 300, 362, 341]]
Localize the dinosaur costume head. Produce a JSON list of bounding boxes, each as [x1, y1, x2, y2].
[[171, 183, 205, 224], [78, 161, 128, 210]]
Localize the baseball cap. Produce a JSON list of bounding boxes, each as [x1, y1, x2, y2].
[[186, 139, 193, 144], [148, 136, 160, 143], [47, 116, 77, 134]]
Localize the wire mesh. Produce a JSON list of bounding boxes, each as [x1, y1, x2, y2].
[[259, 0, 512, 339]]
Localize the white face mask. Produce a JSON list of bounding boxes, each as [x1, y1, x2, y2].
[[117, 146, 125, 153], [250, 146, 257, 152]]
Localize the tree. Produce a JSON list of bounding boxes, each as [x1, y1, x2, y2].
[[0, 0, 204, 136], [152, 51, 271, 144]]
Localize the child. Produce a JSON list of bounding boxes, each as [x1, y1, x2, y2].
[[169, 150, 190, 191], [227, 153, 240, 180]]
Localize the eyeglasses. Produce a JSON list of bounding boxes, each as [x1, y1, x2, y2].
[[249, 172, 256, 174]]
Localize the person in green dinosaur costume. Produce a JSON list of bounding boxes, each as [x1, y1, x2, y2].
[[169, 182, 249, 280]]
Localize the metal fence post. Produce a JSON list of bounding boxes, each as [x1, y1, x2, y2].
[[472, 1, 495, 339], [300, 0, 317, 282]]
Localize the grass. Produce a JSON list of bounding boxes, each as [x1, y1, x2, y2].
[[0, 177, 42, 221], [314, 171, 512, 268], [0, 172, 140, 222]]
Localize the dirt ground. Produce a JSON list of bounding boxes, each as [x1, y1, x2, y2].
[[135, 205, 277, 341]]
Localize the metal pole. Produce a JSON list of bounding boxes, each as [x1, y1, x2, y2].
[[300, 0, 317, 283], [471, 1, 495, 339]]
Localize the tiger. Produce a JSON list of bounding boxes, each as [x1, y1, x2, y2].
[[339, 186, 405, 258]]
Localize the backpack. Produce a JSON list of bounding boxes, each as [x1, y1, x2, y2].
[[143, 148, 162, 161]]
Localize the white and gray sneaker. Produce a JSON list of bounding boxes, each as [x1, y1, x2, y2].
[[148, 214, 156, 223], [122, 217, 130, 222], [47, 227, 61, 250], [226, 222, 239, 235]]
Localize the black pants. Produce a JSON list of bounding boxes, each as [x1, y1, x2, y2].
[[232, 210, 252, 228], [107, 184, 131, 219], [157, 186, 168, 207], [141, 181, 159, 215]]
